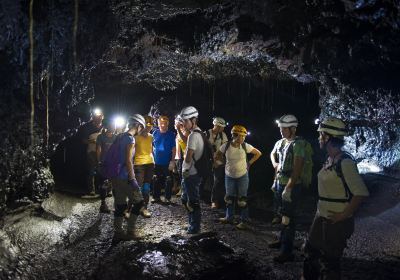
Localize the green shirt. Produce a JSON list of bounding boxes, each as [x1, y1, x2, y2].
[[272, 138, 305, 185]]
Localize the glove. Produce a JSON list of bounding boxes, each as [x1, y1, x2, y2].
[[168, 160, 175, 171], [128, 178, 139, 189], [282, 187, 292, 202], [270, 182, 277, 193], [182, 169, 190, 179]]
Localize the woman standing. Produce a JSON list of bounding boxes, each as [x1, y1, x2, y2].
[[303, 117, 369, 280], [215, 125, 262, 229]]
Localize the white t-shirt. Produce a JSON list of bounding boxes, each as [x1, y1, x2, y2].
[[182, 128, 204, 175], [219, 142, 254, 178]]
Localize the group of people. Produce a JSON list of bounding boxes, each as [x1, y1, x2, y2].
[[77, 106, 369, 280]]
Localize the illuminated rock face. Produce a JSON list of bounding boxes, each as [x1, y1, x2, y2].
[[0, 0, 399, 209]]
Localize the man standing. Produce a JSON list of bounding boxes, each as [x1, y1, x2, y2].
[[77, 108, 103, 197], [269, 114, 305, 263], [112, 114, 146, 241], [96, 120, 116, 213], [206, 117, 228, 209], [152, 115, 176, 203], [180, 106, 204, 234]]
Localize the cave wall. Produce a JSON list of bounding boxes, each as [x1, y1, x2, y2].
[[1, 0, 399, 212]]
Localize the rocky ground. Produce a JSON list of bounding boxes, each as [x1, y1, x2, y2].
[[1, 174, 399, 280]]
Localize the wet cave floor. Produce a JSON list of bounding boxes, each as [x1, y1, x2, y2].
[[2, 181, 400, 280]]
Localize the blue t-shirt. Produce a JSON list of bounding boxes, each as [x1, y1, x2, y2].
[[152, 129, 176, 165], [118, 133, 135, 180]]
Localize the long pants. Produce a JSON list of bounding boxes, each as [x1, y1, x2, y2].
[[134, 163, 154, 207], [153, 164, 173, 200], [224, 173, 249, 222], [181, 174, 202, 232], [275, 183, 302, 254], [303, 215, 354, 280], [211, 165, 225, 206], [111, 177, 144, 232], [86, 151, 97, 193]]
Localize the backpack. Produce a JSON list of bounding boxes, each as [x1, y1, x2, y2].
[[100, 133, 127, 179], [282, 137, 314, 188], [192, 129, 214, 180], [333, 152, 354, 201], [205, 129, 224, 153]]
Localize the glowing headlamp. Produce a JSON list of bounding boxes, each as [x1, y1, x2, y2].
[[275, 119, 279, 125], [247, 131, 251, 136], [314, 118, 320, 125], [114, 116, 126, 128], [93, 108, 102, 116]]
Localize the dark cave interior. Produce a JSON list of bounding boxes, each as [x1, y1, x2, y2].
[[1, 0, 400, 279]]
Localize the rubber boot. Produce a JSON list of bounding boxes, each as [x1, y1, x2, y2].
[[113, 217, 125, 240], [126, 214, 141, 240]]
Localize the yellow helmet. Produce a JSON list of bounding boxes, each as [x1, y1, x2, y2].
[[159, 115, 169, 123], [144, 115, 153, 127], [231, 125, 247, 136]]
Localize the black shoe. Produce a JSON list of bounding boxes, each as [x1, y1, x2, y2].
[[100, 203, 111, 214], [271, 216, 281, 225], [273, 253, 294, 263], [268, 240, 281, 249]]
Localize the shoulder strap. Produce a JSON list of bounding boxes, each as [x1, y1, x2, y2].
[[223, 141, 231, 155], [319, 152, 354, 203], [335, 152, 354, 199], [241, 142, 247, 153]]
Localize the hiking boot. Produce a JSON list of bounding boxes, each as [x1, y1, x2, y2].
[[268, 240, 281, 249], [176, 189, 182, 197], [124, 210, 130, 219], [211, 202, 219, 209], [236, 222, 249, 230], [151, 198, 162, 204], [81, 192, 100, 199], [273, 253, 294, 263], [141, 208, 151, 218], [271, 216, 281, 225], [100, 203, 111, 214], [219, 217, 234, 224], [186, 227, 200, 234]]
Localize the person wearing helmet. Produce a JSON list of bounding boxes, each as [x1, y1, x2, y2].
[[215, 125, 261, 230], [206, 117, 228, 209], [133, 115, 155, 218], [152, 115, 176, 204], [174, 114, 190, 197], [76, 108, 104, 197], [96, 120, 117, 213], [303, 117, 369, 280], [180, 106, 204, 234], [268, 114, 305, 262], [112, 114, 146, 241]]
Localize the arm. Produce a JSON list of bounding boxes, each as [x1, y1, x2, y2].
[[96, 143, 102, 163], [248, 148, 262, 167], [171, 146, 176, 161], [126, 143, 135, 181], [285, 156, 304, 190], [184, 149, 194, 165], [270, 150, 279, 170]]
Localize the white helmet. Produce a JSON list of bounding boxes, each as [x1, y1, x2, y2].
[[213, 117, 226, 127], [317, 117, 347, 137], [128, 114, 146, 129], [277, 114, 298, 128], [180, 106, 199, 120], [174, 114, 183, 125]]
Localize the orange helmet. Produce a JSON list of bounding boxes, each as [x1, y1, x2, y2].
[[231, 125, 247, 136], [159, 115, 169, 123], [144, 115, 153, 127]]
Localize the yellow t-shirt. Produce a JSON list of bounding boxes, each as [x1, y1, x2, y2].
[[134, 134, 154, 165], [178, 137, 187, 156]]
